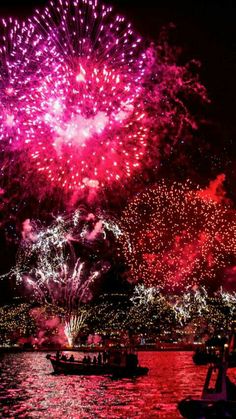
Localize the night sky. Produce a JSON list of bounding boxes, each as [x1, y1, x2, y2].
[[0, 0, 235, 302]]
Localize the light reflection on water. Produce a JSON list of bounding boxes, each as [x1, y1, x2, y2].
[[0, 351, 208, 418]]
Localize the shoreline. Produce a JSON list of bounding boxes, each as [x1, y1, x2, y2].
[[0, 346, 195, 353]]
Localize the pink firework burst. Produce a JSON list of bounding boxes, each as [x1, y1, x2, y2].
[[0, 1, 206, 197], [22, 0, 147, 190]]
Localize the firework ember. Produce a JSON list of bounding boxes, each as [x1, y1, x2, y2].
[[120, 178, 236, 290]]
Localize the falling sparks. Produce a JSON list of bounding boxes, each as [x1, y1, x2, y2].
[[64, 310, 89, 347], [171, 286, 209, 326]]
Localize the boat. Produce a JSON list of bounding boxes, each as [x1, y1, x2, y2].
[[193, 334, 236, 367], [192, 336, 227, 365], [178, 361, 236, 418], [46, 350, 149, 378]]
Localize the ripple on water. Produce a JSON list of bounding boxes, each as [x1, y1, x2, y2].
[[0, 351, 207, 418]]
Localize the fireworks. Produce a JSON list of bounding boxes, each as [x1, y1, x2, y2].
[[2, 286, 236, 346], [0, 0, 207, 197], [29, 0, 148, 190], [127, 284, 175, 333], [1, 0, 236, 346], [7, 209, 120, 344], [64, 309, 89, 347], [130, 284, 161, 306], [217, 288, 236, 317], [119, 179, 236, 290], [0, 0, 148, 191], [11, 209, 120, 306], [127, 284, 236, 335], [171, 286, 209, 326]]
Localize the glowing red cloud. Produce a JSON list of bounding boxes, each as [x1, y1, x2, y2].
[[196, 174, 227, 203]]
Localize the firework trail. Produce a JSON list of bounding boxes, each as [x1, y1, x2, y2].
[[119, 177, 236, 290], [64, 310, 89, 347]]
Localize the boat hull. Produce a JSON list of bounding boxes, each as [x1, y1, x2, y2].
[[47, 356, 149, 377], [178, 398, 236, 418], [192, 352, 220, 365], [193, 352, 236, 367]]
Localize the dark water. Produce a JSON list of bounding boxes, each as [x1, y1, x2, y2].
[[0, 351, 220, 418]]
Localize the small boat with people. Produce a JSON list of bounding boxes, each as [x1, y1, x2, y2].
[[46, 348, 149, 378]]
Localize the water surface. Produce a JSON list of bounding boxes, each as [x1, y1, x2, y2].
[[0, 351, 213, 418]]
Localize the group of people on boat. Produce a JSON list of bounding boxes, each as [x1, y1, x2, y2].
[[47, 345, 149, 378], [82, 351, 110, 365], [54, 349, 140, 371], [56, 351, 75, 362], [55, 350, 111, 365]]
